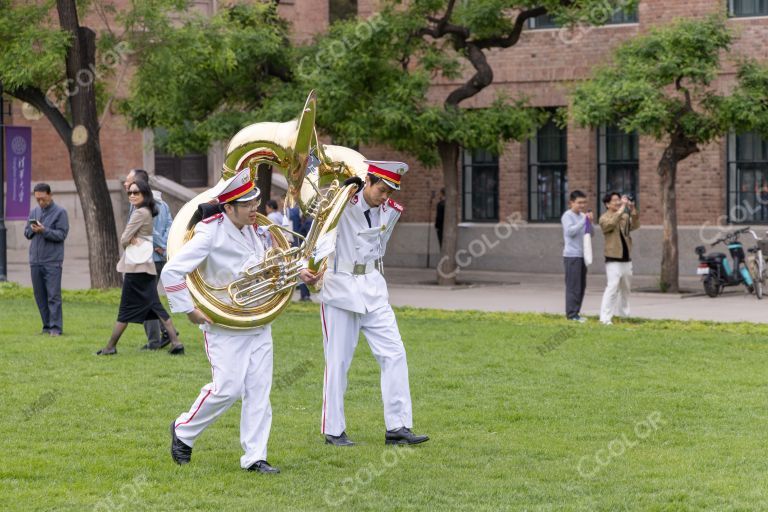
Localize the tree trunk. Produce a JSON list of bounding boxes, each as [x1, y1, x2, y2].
[[58, 0, 121, 288], [658, 134, 699, 293], [436, 141, 459, 286], [257, 163, 273, 214], [658, 150, 679, 293]]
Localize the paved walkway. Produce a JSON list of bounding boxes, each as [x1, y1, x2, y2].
[[7, 249, 768, 324], [384, 267, 768, 324]]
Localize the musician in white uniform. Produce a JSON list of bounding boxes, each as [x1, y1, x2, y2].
[[300, 160, 429, 446], [161, 168, 279, 473]]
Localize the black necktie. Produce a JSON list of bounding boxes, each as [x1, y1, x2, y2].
[[364, 209, 372, 228]]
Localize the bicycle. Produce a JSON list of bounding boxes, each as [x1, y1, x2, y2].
[[745, 229, 767, 300]]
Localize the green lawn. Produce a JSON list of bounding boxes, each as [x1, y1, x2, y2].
[[2, 283, 768, 511]]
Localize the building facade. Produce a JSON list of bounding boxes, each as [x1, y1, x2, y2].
[[6, 0, 768, 276]]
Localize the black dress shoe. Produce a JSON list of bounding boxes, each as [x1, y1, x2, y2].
[[159, 330, 178, 349], [169, 345, 185, 355], [246, 460, 280, 474], [325, 431, 355, 446], [141, 342, 163, 351], [170, 421, 192, 465], [385, 427, 429, 445]]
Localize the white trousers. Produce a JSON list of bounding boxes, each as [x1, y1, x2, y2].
[[600, 261, 632, 323], [320, 303, 413, 436], [173, 327, 273, 468]]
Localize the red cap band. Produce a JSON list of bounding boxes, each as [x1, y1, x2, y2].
[[218, 181, 254, 203], [367, 164, 401, 185]]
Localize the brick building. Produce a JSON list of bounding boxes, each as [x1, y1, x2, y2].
[[6, 0, 768, 276]]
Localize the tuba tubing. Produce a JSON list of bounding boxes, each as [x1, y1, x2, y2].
[[165, 91, 370, 328]]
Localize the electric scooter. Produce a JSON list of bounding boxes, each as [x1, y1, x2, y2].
[[695, 227, 755, 298]]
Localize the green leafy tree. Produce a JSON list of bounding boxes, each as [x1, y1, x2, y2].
[[121, 2, 294, 206], [571, 16, 768, 293], [0, 0, 184, 287], [292, 0, 639, 285]]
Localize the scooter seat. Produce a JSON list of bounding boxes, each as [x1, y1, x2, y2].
[[704, 252, 727, 263]]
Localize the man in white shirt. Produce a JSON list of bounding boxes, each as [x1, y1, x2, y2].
[[300, 160, 429, 447], [161, 168, 280, 474]]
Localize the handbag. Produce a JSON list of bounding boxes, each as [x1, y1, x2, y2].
[[583, 216, 594, 267], [125, 236, 154, 265]]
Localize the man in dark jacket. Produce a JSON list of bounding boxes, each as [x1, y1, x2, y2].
[[24, 183, 69, 336]]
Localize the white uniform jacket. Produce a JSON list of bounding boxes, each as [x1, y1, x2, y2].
[[319, 190, 403, 314], [161, 212, 272, 336]]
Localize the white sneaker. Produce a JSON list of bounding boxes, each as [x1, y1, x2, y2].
[[601, 320, 613, 325]]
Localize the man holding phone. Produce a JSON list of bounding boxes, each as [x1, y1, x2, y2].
[[24, 183, 69, 336], [561, 190, 592, 322]]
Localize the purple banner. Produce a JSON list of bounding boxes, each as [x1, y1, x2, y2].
[[4, 126, 32, 220]]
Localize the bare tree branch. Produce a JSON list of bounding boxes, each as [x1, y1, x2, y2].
[[93, 0, 116, 40], [436, 0, 458, 32], [445, 43, 493, 107], [474, 7, 547, 49], [416, 4, 558, 107], [10, 86, 73, 150]]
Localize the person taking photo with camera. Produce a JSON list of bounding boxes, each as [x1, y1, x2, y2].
[[599, 192, 640, 325]]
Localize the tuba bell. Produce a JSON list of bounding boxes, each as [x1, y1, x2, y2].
[[165, 91, 368, 328]]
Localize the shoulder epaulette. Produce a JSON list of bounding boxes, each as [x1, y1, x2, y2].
[[386, 198, 404, 212], [202, 213, 224, 224]]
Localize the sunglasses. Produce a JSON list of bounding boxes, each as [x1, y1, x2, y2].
[[127, 190, 142, 196]]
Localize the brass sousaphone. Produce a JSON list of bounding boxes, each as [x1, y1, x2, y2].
[[165, 91, 368, 328]]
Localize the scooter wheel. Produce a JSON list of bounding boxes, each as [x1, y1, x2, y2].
[[703, 277, 720, 298]]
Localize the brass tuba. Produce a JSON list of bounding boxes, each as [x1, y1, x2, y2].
[[165, 91, 367, 328]]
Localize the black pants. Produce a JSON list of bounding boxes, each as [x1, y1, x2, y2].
[[144, 260, 168, 343], [564, 257, 587, 319], [31, 264, 63, 333]]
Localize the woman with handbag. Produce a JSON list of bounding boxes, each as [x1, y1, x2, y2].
[[96, 180, 184, 356]]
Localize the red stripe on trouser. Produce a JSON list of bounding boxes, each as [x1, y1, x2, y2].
[[174, 389, 212, 429], [321, 303, 329, 434], [204, 332, 215, 391]]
